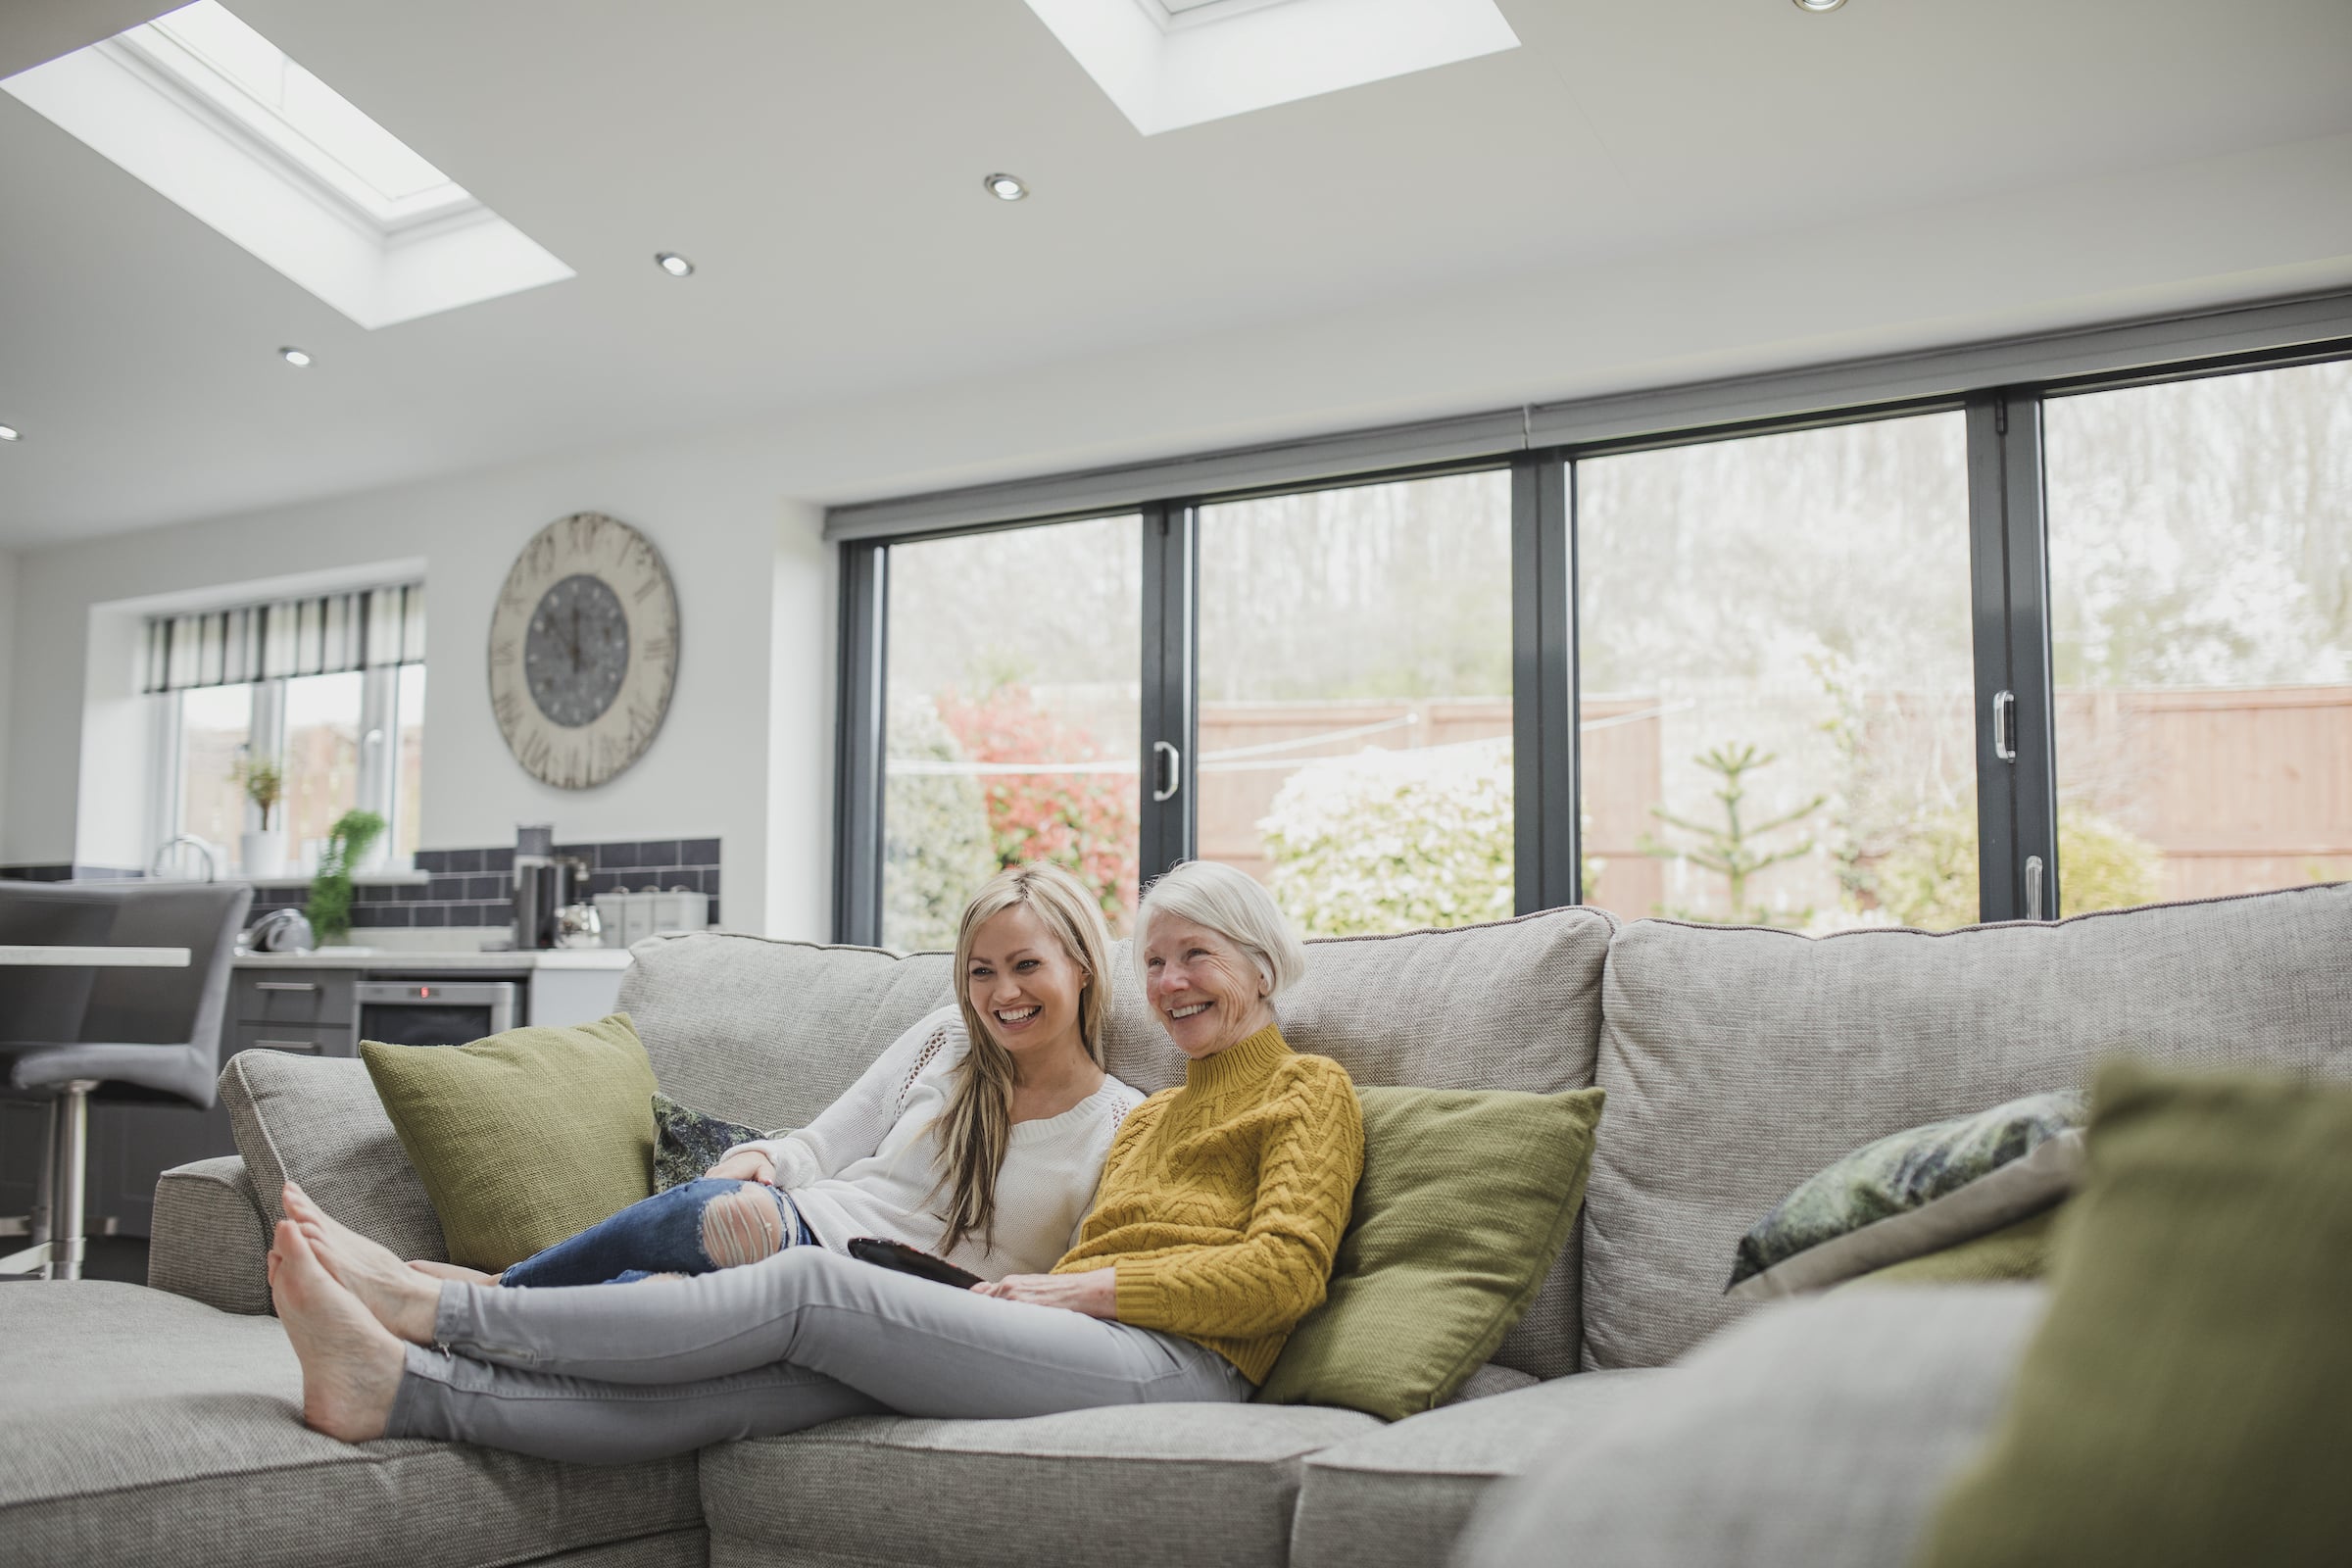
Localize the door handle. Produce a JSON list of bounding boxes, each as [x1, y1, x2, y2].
[[1992, 691, 2016, 762], [253, 1039, 320, 1053], [1152, 741, 1182, 804], [2024, 855, 2044, 921], [254, 981, 318, 993]]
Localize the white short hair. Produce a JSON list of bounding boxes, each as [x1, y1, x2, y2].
[[1133, 860, 1308, 1001]]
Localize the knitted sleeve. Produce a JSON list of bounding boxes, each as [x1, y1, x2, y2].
[[719, 1007, 960, 1190], [1110, 1061, 1365, 1342]]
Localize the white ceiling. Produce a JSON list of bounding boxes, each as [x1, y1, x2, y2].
[[1, 0, 2350, 545]]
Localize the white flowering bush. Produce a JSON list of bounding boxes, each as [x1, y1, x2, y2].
[[1259, 741, 1515, 936]]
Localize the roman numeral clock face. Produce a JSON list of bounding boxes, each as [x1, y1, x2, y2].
[[487, 513, 679, 790]]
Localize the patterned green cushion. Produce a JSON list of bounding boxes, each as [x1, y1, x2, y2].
[[1256, 1084, 1605, 1422], [652, 1092, 767, 1192], [1917, 1061, 2352, 1566], [1727, 1090, 2085, 1298]]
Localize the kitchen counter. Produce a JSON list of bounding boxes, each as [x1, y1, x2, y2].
[[232, 948, 634, 971]]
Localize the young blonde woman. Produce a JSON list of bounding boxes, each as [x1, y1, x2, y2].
[[270, 860, 1361, 1464], [328, 861, 1142, 1293]]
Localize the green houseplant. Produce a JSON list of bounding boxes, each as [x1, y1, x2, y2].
[[306, 809, 386, 945], [233, 754, 287, 879]]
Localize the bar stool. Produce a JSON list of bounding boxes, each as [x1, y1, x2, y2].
[[0, 881, 252, 1280]]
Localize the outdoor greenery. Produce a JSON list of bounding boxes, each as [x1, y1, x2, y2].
[[938, 681, 1141, 933], [1260, 741, 1515, 937], [1639, 743, 1826, 926], [304, 808, 384, 943], [880, 699, 998, 952], [1874, 801, 2160, 929]]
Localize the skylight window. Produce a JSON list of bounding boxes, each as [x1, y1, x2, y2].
[[2, 1, 571, 328], [1024, 0, 1519, 135]]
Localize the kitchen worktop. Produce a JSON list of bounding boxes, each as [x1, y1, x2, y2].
[[232, 947, 635, 970]]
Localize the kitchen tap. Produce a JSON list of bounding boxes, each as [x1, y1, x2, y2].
[[150, 835, 220, 882]]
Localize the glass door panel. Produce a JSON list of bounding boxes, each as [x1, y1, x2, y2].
[[881, 515, 1142, 950], [1197, 470, 1514, 936], [2044, 360, 2352, 907], [1577, 414, 1977, 929], [178, 683, 254, 871]]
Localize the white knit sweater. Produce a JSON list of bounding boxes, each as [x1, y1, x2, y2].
[[722, 1006, 1142, 1282]]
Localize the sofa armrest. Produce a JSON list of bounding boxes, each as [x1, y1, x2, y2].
[[147, 1155, 272, 1316]]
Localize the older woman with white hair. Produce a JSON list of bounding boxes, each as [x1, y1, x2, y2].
[[264, 858, 1362, 1463]]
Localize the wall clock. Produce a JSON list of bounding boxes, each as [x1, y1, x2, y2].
[[487, 512, 680, 789]]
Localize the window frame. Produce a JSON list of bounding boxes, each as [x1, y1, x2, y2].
[[829, 298, 2352, 945]]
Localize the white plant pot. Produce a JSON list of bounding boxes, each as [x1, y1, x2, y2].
[[240, 830, 288, 881]]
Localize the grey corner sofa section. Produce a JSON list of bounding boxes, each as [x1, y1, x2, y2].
[[3, 881, 2347, 1568]]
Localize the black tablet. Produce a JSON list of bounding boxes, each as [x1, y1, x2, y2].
[[847, 1236, 985, 1291]]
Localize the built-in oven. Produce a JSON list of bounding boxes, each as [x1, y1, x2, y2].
[[353, 980, 519, 1047]]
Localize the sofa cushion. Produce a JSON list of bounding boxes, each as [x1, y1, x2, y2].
[[1289, 1368, 1667, 1568], [220, 1050, 449, 1263], [1109, 906, 1617, 1381], [1583, 881, 2352, 1370], [1257, 1084, 1607, 1420], [0, 1282, 702, 1568], [1917, 1061, 2352, 1568], [620, 932, 956, 1135], [1459, 1286, 2047, 1568], [700, 1403, 1376, 1568], [361, 1014, 659, 1271]]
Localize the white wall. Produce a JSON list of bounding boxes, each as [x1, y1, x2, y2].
[[5, 428, 836, 939]]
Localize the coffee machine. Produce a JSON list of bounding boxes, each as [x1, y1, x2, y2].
[[511, 825, 588, 951]]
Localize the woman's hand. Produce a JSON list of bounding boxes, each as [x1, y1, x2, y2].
[[704, 1149, 777, 1185], [972, 1268, 1118, 1319]]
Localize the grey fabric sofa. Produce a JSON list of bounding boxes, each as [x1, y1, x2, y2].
[[4, 881, 2345, 1568]]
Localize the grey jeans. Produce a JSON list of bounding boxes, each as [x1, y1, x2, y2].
[[385, 1245, 1254, 1464]]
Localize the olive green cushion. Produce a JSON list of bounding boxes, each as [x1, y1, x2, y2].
[[360, 1013, 658, 1271], [1836, 1207, 2060, 1292], [1916, 1060, 2352, 1567], [1256, 1085, 1606, 1422]]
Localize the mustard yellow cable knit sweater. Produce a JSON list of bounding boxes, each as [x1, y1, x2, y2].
[[1053, 1023, 1363, 1384]]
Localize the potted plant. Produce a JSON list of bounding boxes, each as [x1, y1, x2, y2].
[[306, 809, 385, 946], [233, 755, 287, 879]]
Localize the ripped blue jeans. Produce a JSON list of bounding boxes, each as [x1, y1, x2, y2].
[[499, 1179, 814, 1289]]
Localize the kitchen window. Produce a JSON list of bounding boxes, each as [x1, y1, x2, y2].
[[148, 584, 425, 878]]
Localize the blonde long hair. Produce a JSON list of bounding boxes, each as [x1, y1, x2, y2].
[[938, 862, 1113, 1254]]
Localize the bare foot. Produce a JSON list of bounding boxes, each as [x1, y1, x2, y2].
[[408, 1259, 501, 1286], [281, 1181, 441, 1345], [270, 1219, 403, 1444]]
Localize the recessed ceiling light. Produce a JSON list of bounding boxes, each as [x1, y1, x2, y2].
[[279, 347, 313, 368], [655, 252, 695, 277], [983, 172, 1029, 202], [0, 424, 20, 442], [1791, 0, 1847, 11]]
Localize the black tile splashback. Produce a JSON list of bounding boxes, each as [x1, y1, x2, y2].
[[235, 836, 722, 932]]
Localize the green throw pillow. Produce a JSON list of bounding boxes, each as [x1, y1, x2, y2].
[[361, 1012, 658, 1271], [653, 1091, 767, 1193], [1915, 1060, 2352, 1568], [1255, 1084, 1605, 1422]]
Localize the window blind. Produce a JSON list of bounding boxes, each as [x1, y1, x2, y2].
[[142, 583, 425, 694]]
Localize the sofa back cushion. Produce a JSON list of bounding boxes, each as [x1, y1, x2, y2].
[[1581, 882, 2352, 1372], [618, 933, 956, 1135]]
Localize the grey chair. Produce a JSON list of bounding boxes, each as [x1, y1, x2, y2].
[[0, 881, 252, 1280]]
